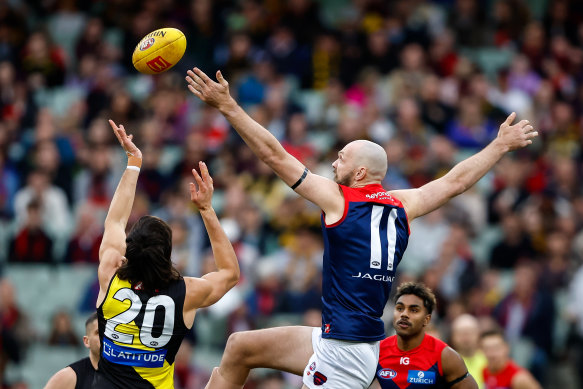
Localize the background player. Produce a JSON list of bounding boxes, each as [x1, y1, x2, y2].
[[480, 330, 541, 389], [44, 313, 99, 389], [370, 282, 477, 389], [185, 68, 538, 389], [93, 120, 240, 388]]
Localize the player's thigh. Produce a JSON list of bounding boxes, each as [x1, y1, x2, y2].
[[227, 325, 314, 375]]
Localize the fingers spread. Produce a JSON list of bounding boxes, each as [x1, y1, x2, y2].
[[188, 85, 202, 97], [194, 67, 212, 84]]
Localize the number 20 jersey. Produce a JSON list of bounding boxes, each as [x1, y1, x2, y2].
[[96, 275, 189, 388], [321, 184, 409, 341]]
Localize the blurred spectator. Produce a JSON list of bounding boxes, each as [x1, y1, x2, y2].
[[492, 262, 554, 383], [13, 169, 72, 250], [489, 212, 535, 269], [47, 310, 79, 347], [279, 226, 322, 313], [451, 314, 488, 389], [8, 197, 53, 263], [0, 279, 30, 380]]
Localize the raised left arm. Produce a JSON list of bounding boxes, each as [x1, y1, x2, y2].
[[97, 120, 142, 307], [391, 112, 538, 221]]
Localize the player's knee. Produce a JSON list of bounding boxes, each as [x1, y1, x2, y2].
[[224, 332, 253, 364]]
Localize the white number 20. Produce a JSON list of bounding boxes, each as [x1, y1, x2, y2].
[[104, 288, 175, 348]]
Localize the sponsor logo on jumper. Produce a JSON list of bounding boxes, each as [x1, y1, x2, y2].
[[378, 368, 397, 380], [400, 357, 410, 365], [102, 338, 166, 368], [309, 362, 316, 371], [351, 272, 395, 282], [324, 324, 331, 333], [407, 370, 435, 385], [366, 191, 394, 201]]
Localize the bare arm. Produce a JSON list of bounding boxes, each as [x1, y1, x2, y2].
[[368, 378, 382, 389], [441, 347, 479, 389], [185, 68, 344, 218], [391, 113, 538, 221], [44, 367, 76, 389], [184, 162, 240, 310], [512, 371, 542, 389], [97, 121, 142, 306]]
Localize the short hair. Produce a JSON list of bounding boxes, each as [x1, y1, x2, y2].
[[85, 312, 97, 328], [480, 329, 506, 342], [394, 282, 437, 314]]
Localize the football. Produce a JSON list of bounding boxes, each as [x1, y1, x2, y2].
[[132, 28, 186, 75]]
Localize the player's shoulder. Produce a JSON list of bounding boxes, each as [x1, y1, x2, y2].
[[422, 334, 449, 352], [380, 334, 398, 349], [44, 366, 77, 389], [342, 184, 404, 207]]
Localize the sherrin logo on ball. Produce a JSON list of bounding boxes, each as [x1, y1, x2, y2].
[[132, 28, 186, 75]]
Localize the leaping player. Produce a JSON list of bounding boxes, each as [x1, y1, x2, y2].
[[93, 120, 240, 388], [185, 67, 538, 389]]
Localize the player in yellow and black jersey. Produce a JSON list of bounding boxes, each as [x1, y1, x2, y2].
[[93, 120, 240, 389]]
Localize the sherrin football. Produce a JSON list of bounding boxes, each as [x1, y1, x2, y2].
[[132, 28, 186, 75]]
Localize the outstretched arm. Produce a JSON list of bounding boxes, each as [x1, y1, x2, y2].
[[183, 162, 240, 310], [391, 113, 538, 221], [97, 120, 142, 306], [185, 68, 344, 219], [441, 347, 478, 389]]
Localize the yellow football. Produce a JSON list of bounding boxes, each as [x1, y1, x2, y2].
[[132, 28, 186, 75]]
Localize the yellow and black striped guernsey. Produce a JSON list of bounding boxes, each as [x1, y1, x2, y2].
[[95, 275, 189, 388]]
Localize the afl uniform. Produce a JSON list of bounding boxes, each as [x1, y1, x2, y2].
[[68, 357, 96, 389], [483, 360, 523, 389], [303, 184, 410, 389], [94, 275, 189, 388], [376, 334, 449, 389]]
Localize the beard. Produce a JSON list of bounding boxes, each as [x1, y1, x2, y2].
[[334, 170, 354, 186]]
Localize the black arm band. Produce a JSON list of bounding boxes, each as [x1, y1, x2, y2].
[[291, 167, 309, 190], [446, 372, 469, 387]]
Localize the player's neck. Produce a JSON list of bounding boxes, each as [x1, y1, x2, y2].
[[90, 353, 99, 370], [350, 179, 382, 188], [397, 332, 425, 352]]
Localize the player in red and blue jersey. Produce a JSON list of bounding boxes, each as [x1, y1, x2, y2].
[[480, 330, 541, 389], [186, 68, 538, 389], [371, 282, 477, 389]]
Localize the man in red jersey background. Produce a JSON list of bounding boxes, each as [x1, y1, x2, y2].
[[480, 330, 541, 389], [370, 282, 477, 389]]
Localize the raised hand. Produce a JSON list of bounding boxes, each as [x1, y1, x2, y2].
[[190, 161, 214, 211], [496, 112, 539, 152], [185, 67, 232, 110], [109, 119, 142, 159]]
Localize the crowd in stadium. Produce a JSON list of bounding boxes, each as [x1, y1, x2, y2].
[[1, 0, 583, 388]]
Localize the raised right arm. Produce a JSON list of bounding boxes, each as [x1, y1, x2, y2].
[[183, 162, 240, 310], [185, 68, 343, 217]]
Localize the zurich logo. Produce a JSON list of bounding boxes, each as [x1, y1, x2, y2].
[[418, 371, 424, 378], [378, 368, 397, 380]]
